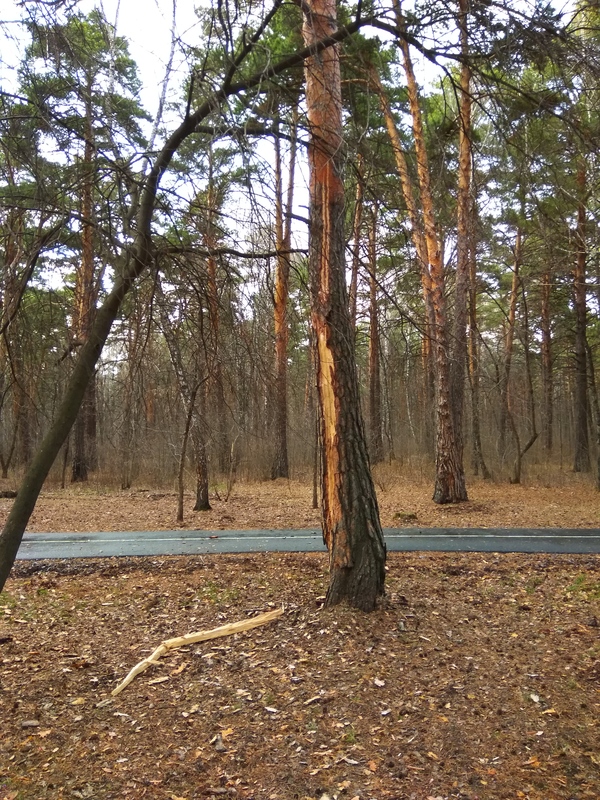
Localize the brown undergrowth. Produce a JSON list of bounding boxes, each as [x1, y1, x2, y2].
[[0, 477, 599, 799]]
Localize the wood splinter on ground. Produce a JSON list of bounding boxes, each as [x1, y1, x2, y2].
[[111, 608, 284, 696]]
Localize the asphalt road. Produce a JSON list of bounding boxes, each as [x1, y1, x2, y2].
[[16, 527, 600, 560]]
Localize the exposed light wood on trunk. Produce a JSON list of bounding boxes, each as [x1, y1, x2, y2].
[[303, 0, 386, 610]]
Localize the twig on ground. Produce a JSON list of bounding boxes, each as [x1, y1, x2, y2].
[[111, 608, 284, 696]]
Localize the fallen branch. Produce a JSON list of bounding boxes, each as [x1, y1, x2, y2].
[[111, 607, 284, 696]]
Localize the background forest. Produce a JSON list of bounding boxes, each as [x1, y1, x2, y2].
[[1, 0, 599, 502]]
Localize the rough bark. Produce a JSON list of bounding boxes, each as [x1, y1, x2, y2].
[[303, 0, 386, 610], [450, 0, 471, 458]]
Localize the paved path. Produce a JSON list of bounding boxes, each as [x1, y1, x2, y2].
[[16, 527, 600, 560]]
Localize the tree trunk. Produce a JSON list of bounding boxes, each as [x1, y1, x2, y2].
[[540, 265, 553, 454], [573, 162, 590, 472], [450, 0, 471, 458], [271, 112, 297, 480], [585, 340, 600, 491], [348, 154, 364, 330], [498, 230, 521, 458], [368, 202, 384, 464], [72, 88, 97, 482], [467, 201, 490, 479], [205, 152, 230, 475], [303, 0, 386, 611], [393, 0, 467, 503]]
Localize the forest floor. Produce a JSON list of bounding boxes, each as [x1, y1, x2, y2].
[[1, 472, 599, 800]]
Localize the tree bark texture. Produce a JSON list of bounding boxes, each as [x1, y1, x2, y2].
[[303, 0, 386, 611]]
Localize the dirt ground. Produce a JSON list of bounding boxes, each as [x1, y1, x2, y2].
[[1, 474, 599, 800]]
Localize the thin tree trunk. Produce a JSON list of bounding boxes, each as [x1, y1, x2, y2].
[[573, 161, 590, 472], [451, 0, 472, 458], [499, 230, 521, 458], [393, 0, 467, 503], [156, 280, 211, 513], [467, 201, 490, 479], [368, 202, 384, 464], [72, 87, 97, 482], [348, 154, 364, 329], [370, 64, 435, 457], [509, 281, 538, 484], [205, 151, 230, 475], [540, 265, 553, 454], [303, 0, 386, 610], [585, 340, 600, 490], [271, 111, 297, 479]]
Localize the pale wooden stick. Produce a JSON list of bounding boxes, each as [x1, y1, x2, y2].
[[111, 608, 283, 696]]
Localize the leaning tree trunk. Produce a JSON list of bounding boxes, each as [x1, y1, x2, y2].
[[303, 0, 386, 611]]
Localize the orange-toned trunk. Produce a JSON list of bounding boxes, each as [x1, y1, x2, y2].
[[303, 0, 385, 610], [394, 0, 467, 503], [272, 115, 297, 479]]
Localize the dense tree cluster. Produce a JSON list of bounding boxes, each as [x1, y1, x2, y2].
[[0, 0, 599, 605]]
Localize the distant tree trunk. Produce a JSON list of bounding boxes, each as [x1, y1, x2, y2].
[[156, 280, 211, 512], [371, 64, 434, 458], [540, 265, 553, 455], [451, 0, 472, 458], [467, 200, 490, 479], [271, 111, 297, 480], [205, 150, 229, 475], [499, 230, 521, 458], [508, 280, 538, 484], [585, 340, 600, 491], [72, 88, 97, 482], [303, 0, 386, 611], [368, 202, 384, 464], [394, 0, 467, 503], [573, 162, 590, 472], [348, 154, 364, 330]]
